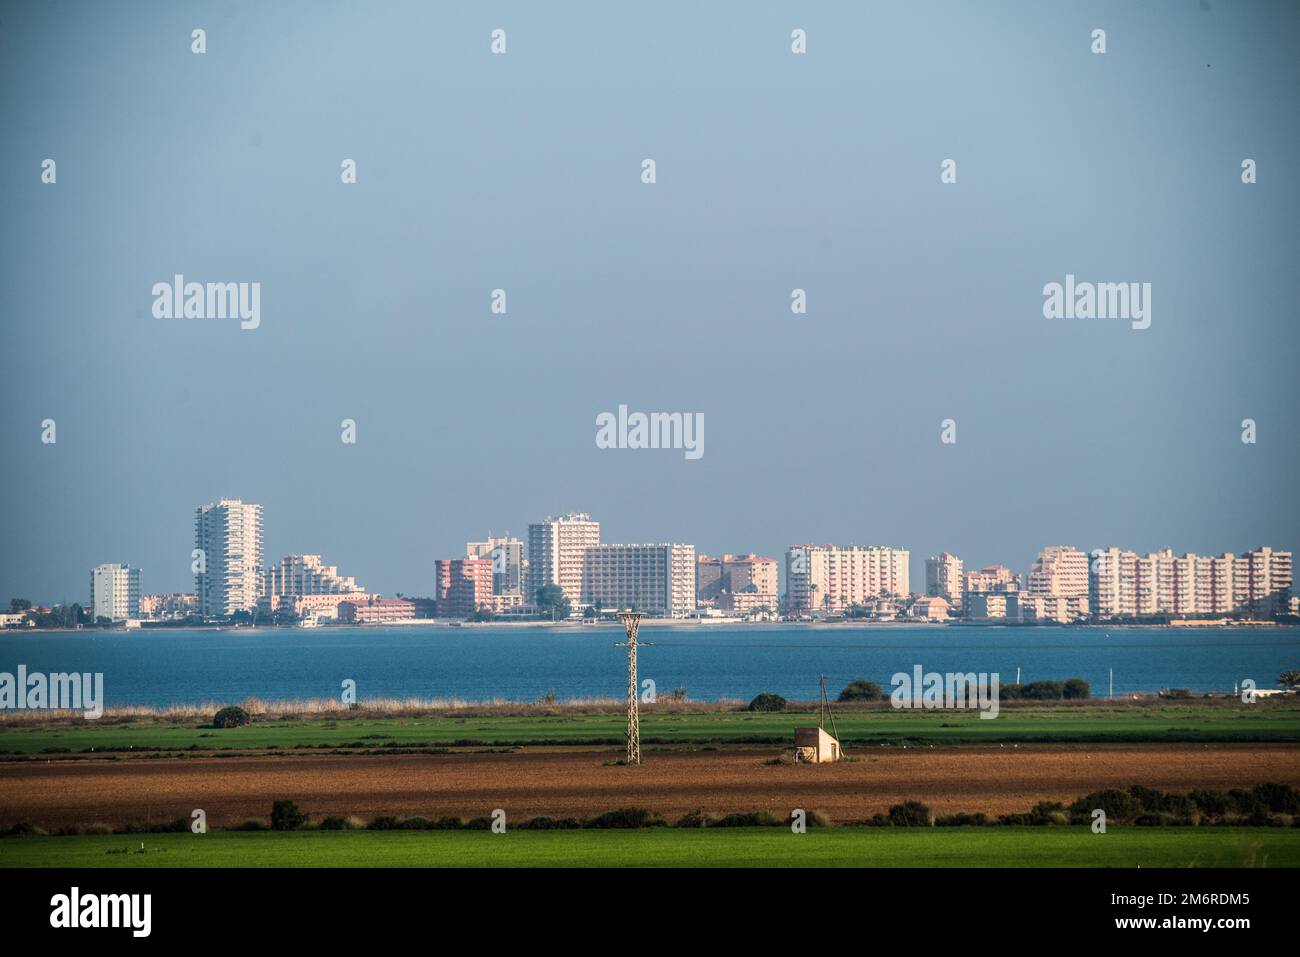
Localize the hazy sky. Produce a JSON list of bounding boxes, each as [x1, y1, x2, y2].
[[2, 0, 1297, 603]]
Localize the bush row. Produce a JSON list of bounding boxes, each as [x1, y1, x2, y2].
[[8, 784, 1297, 836]]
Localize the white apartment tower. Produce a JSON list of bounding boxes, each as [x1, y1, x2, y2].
[[582, 543, 696, 618], [90, 563, 141, 621], [195, 498, 264, 617], [527, 513, 600, 607], [467, 534, 526, 596]]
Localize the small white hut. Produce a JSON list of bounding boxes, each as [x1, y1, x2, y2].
[[793, 726, 841, 763]]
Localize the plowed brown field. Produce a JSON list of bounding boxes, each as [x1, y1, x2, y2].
[[2, 744, 1296, 828]]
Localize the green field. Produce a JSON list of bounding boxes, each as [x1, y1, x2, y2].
[[1, 826, 1295, 868], [3, 702, 1298, 755]]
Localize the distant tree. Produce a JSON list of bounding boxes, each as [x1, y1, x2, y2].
[[9, 598, 31, 612], [270, 799, 307, 831], [747, 693, 787, 712], [1062, 678, 1090, 699], [212, 706, 251, 729], [888, 801, 934, 827], [535, 584, 571, 620], [582, 605, 597, 620], [1279, 670, 1300, 691], [838, 679, 884, 702]]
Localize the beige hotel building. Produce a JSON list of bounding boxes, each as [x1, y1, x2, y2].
[[785, 544, 910, 615]]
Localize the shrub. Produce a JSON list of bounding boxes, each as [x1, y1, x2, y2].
[[935, 812, 989, 827], [675, 809, 714, 828], [838, 679, 884, 702], [1068, 788, 1139, 824], [270, 799, 307, 831], [711, 811, 783, 828], [516, 816, 582, 830], [586, 807, 666, 829], [211, 706, 251, 729], [790, 809, 831, 828], [1162, 688, 1194, 699], [747, 693, 787, 712], [1189, 789, 1230, 818], [1018, 680, 1065, 700], [1253, 782, 1300, 814], [319, 816, 349, 830], [1062, 678, 1090, 700], [887, 801, 933, 827]]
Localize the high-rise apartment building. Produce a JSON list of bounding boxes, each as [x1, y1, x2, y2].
[[90, 563, 141, 621], [466, 534, 525, 596], [194, 498, 264, 617], [696, 553, 778, 606], [1091, 545, 1293, 619], [435, 558, 494, 618], [261, 554, 363, 597], [924, 552, 964, 610], [1028, 546, 1089, 598], [527, 513, 600, 607], [582, 544, 696, 618], [785, 544, 910, 615]]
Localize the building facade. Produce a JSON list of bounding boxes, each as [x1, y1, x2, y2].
[[581, 544, 696, 618], [696, 553, 778, 609], [1090, 545, 1293, 619], [924, 552, 964, 610], [194, 498, 263, 617], [527, 513, 600, 608], [261, 554, 363, 598], [90, 563, 141, 621], [1028, 546, 1089, 599], [338, 597, 416, 624], [785, 544, 910, 615], [466, 534, 526, 597], [435, 557, 494, 618]]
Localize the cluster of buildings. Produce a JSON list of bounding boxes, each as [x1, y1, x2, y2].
[[435, 514, 701, 620], [7, 496, 1293, 628], [923, 545, 1294, 624]]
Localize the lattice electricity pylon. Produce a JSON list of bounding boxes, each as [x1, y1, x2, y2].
[[614, 612, 653, 765]]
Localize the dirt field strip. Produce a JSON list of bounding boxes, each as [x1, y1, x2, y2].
[[2, 744, 1297, 829]]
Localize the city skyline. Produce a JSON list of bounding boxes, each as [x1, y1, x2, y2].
[[3, 3, 1298, 605], [11, 492, 1294, 616]]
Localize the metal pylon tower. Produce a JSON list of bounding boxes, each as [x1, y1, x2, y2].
[[615, 612, 652, 764]]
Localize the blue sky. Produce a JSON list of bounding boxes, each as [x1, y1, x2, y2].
[[2, 0, 1297, 602]]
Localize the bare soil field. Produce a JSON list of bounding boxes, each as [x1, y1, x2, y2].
[[2, 744, 1297, 828]]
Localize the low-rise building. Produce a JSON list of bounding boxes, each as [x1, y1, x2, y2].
[[338, 597, 416, 624]]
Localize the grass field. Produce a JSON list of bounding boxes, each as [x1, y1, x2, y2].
[[1, 826, 1295, 868], [4, 702, 1299, 755]]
